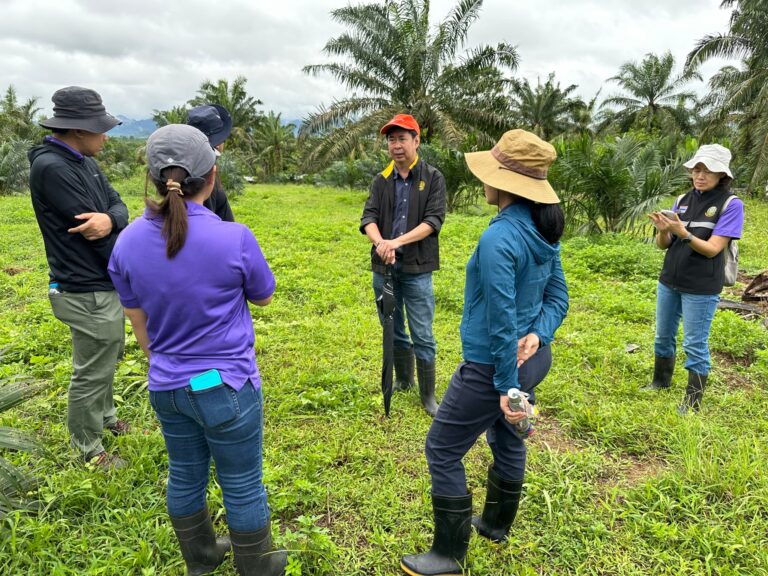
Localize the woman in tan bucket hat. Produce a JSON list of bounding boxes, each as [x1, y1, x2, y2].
[[401, 129, 569, 576]]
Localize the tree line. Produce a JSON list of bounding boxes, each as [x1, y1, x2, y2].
[[0, 0, 765, 232]]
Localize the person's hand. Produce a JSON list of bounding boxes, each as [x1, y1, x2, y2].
[[375, 239, 400, 265], [648, 212, 685, 237], [68, 212, 113, 240], [517, 333, 540, 367], [500, 394, 527, 425]]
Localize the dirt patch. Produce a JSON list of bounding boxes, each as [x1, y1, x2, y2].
[[617, 455, 667, 487], [2, 266, 29, 276], [712, 351, 757, 390], [529, 412, 583, 454]]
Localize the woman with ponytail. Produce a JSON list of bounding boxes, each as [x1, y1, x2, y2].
[[108, 124, 286, 576], [401, 130, 569, 576]]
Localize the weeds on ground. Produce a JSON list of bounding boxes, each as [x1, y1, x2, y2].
[[0, 188, 766, 574]]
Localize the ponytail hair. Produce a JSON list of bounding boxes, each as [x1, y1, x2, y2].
[[520, 198, 565, 244], [145, 166, 212, 258]]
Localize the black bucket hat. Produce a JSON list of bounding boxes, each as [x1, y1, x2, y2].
[[38, 86, 121, 133], [187, 104, 232, 148]]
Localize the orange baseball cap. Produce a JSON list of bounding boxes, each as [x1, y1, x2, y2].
[[380, 113, 420, 136]]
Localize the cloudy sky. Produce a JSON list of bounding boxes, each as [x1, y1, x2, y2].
[[0, 0, 733, 122]]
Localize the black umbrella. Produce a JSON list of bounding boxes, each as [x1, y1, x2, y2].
[[376, 265, 395, 416]]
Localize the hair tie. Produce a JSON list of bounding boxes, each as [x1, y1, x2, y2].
[[166, 179, 184, 196]]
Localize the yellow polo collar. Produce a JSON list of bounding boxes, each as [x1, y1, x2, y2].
[[381, 155, 419, 178]]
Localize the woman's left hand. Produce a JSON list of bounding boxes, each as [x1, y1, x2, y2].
[[500, 395, 527, 425]]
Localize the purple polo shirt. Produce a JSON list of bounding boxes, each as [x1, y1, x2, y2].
[[108, 202, 275, 392], [673, 191, 744, 239]]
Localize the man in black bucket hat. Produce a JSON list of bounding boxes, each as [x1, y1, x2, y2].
[[187, 104, 236, 222], [29, 86, 130, 469]]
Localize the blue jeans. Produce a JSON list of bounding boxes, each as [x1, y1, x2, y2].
[[372, 263, 436, 362], [425, 346, 552, 496], [149, 382, 270, 532], [654, 282, 720, 376]]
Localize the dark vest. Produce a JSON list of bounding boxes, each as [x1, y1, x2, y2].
[[659, 186, 732, 295]]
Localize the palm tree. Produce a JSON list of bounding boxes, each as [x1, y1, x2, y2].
[[0, 85, 43, 141], [252, 112, 296, 178], [599, 52, 700, 133], [549, 134, 690, 235], [188, 76, 264, 150], [152, 105, 188, 127], [509, 73, 584, 140], [301, 0, 518, 168], [686, 0, 768, 192]]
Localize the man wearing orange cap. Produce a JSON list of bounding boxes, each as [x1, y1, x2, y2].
[[360, 114, 446, 417]]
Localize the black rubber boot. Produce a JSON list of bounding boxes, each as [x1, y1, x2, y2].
[[394, 347, 416, 392], [416, 358, 439, 417], [472, 466, 523, 543], [678, 370, 707, 415], [170, 507, 230, 576], [401, 493, 472, 576], [643, 355, 675, 390], [230, 524, 287, 576]]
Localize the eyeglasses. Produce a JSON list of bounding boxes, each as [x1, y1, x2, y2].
[[691, 168, 716, 176]]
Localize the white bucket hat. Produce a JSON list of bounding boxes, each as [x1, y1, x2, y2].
[[683, 144, 733, 178]]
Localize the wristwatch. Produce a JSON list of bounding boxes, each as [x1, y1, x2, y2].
[[680, 232, 694, 244]]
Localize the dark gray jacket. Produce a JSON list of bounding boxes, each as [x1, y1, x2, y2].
[[203, 178, 235, 222], [359, 158, 446, 274], [28, 140, 128, 292]]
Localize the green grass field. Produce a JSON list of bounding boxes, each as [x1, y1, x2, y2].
[[1, 184, 767, 575]]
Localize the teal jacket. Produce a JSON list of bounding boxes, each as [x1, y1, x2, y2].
[[460, 202, 569, 393]]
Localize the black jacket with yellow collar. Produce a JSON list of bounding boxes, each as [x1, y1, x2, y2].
[[359, 157, 446, 274]]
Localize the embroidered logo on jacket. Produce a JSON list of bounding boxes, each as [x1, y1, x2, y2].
[[419, 180, 426, 191], [705, 206, 718, 217], [678, 205, 688, 214]]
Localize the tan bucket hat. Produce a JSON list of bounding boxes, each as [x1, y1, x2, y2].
[[464, 129, 559, 204]]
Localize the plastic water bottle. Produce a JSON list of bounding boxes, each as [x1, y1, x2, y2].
[[507, 388, 532, 438]]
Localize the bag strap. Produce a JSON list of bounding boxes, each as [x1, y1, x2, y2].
[[720, 194, 738, 249], [722, 194, 737, 213]]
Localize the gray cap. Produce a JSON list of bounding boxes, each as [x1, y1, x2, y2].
[[146, 124, 217, 181], [39, 86, 121, 133]]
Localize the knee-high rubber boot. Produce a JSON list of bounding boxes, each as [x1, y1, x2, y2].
[[471, 466, 523, 543], [416, 359, 439, 417], [400, 493, 472, 576], [642, 355, 675, 390], [394, 347, 416, 392], [230, 524, 287, 576], [170, 507, 230, 576], [678, 370, 707, 415]]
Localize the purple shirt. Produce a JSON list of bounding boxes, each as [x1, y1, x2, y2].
[[673, 191, 744, 239], [108, 202, 275, 392]]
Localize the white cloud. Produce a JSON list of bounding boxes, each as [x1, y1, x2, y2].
[[0, 0, 734, 121]]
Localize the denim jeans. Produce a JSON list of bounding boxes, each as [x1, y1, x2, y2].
[[425, 346, 552, 496], [654, 282, 720, 376], [149, 382, 270, 532], [372, 263, 436, 362], [49, 290, 124, 459]]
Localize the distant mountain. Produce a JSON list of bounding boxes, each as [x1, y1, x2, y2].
[[107, 115, 302, 138], [110, 116, 156, 138]]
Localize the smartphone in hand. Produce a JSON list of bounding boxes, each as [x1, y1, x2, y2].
[[660, 209, 678, 219]]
